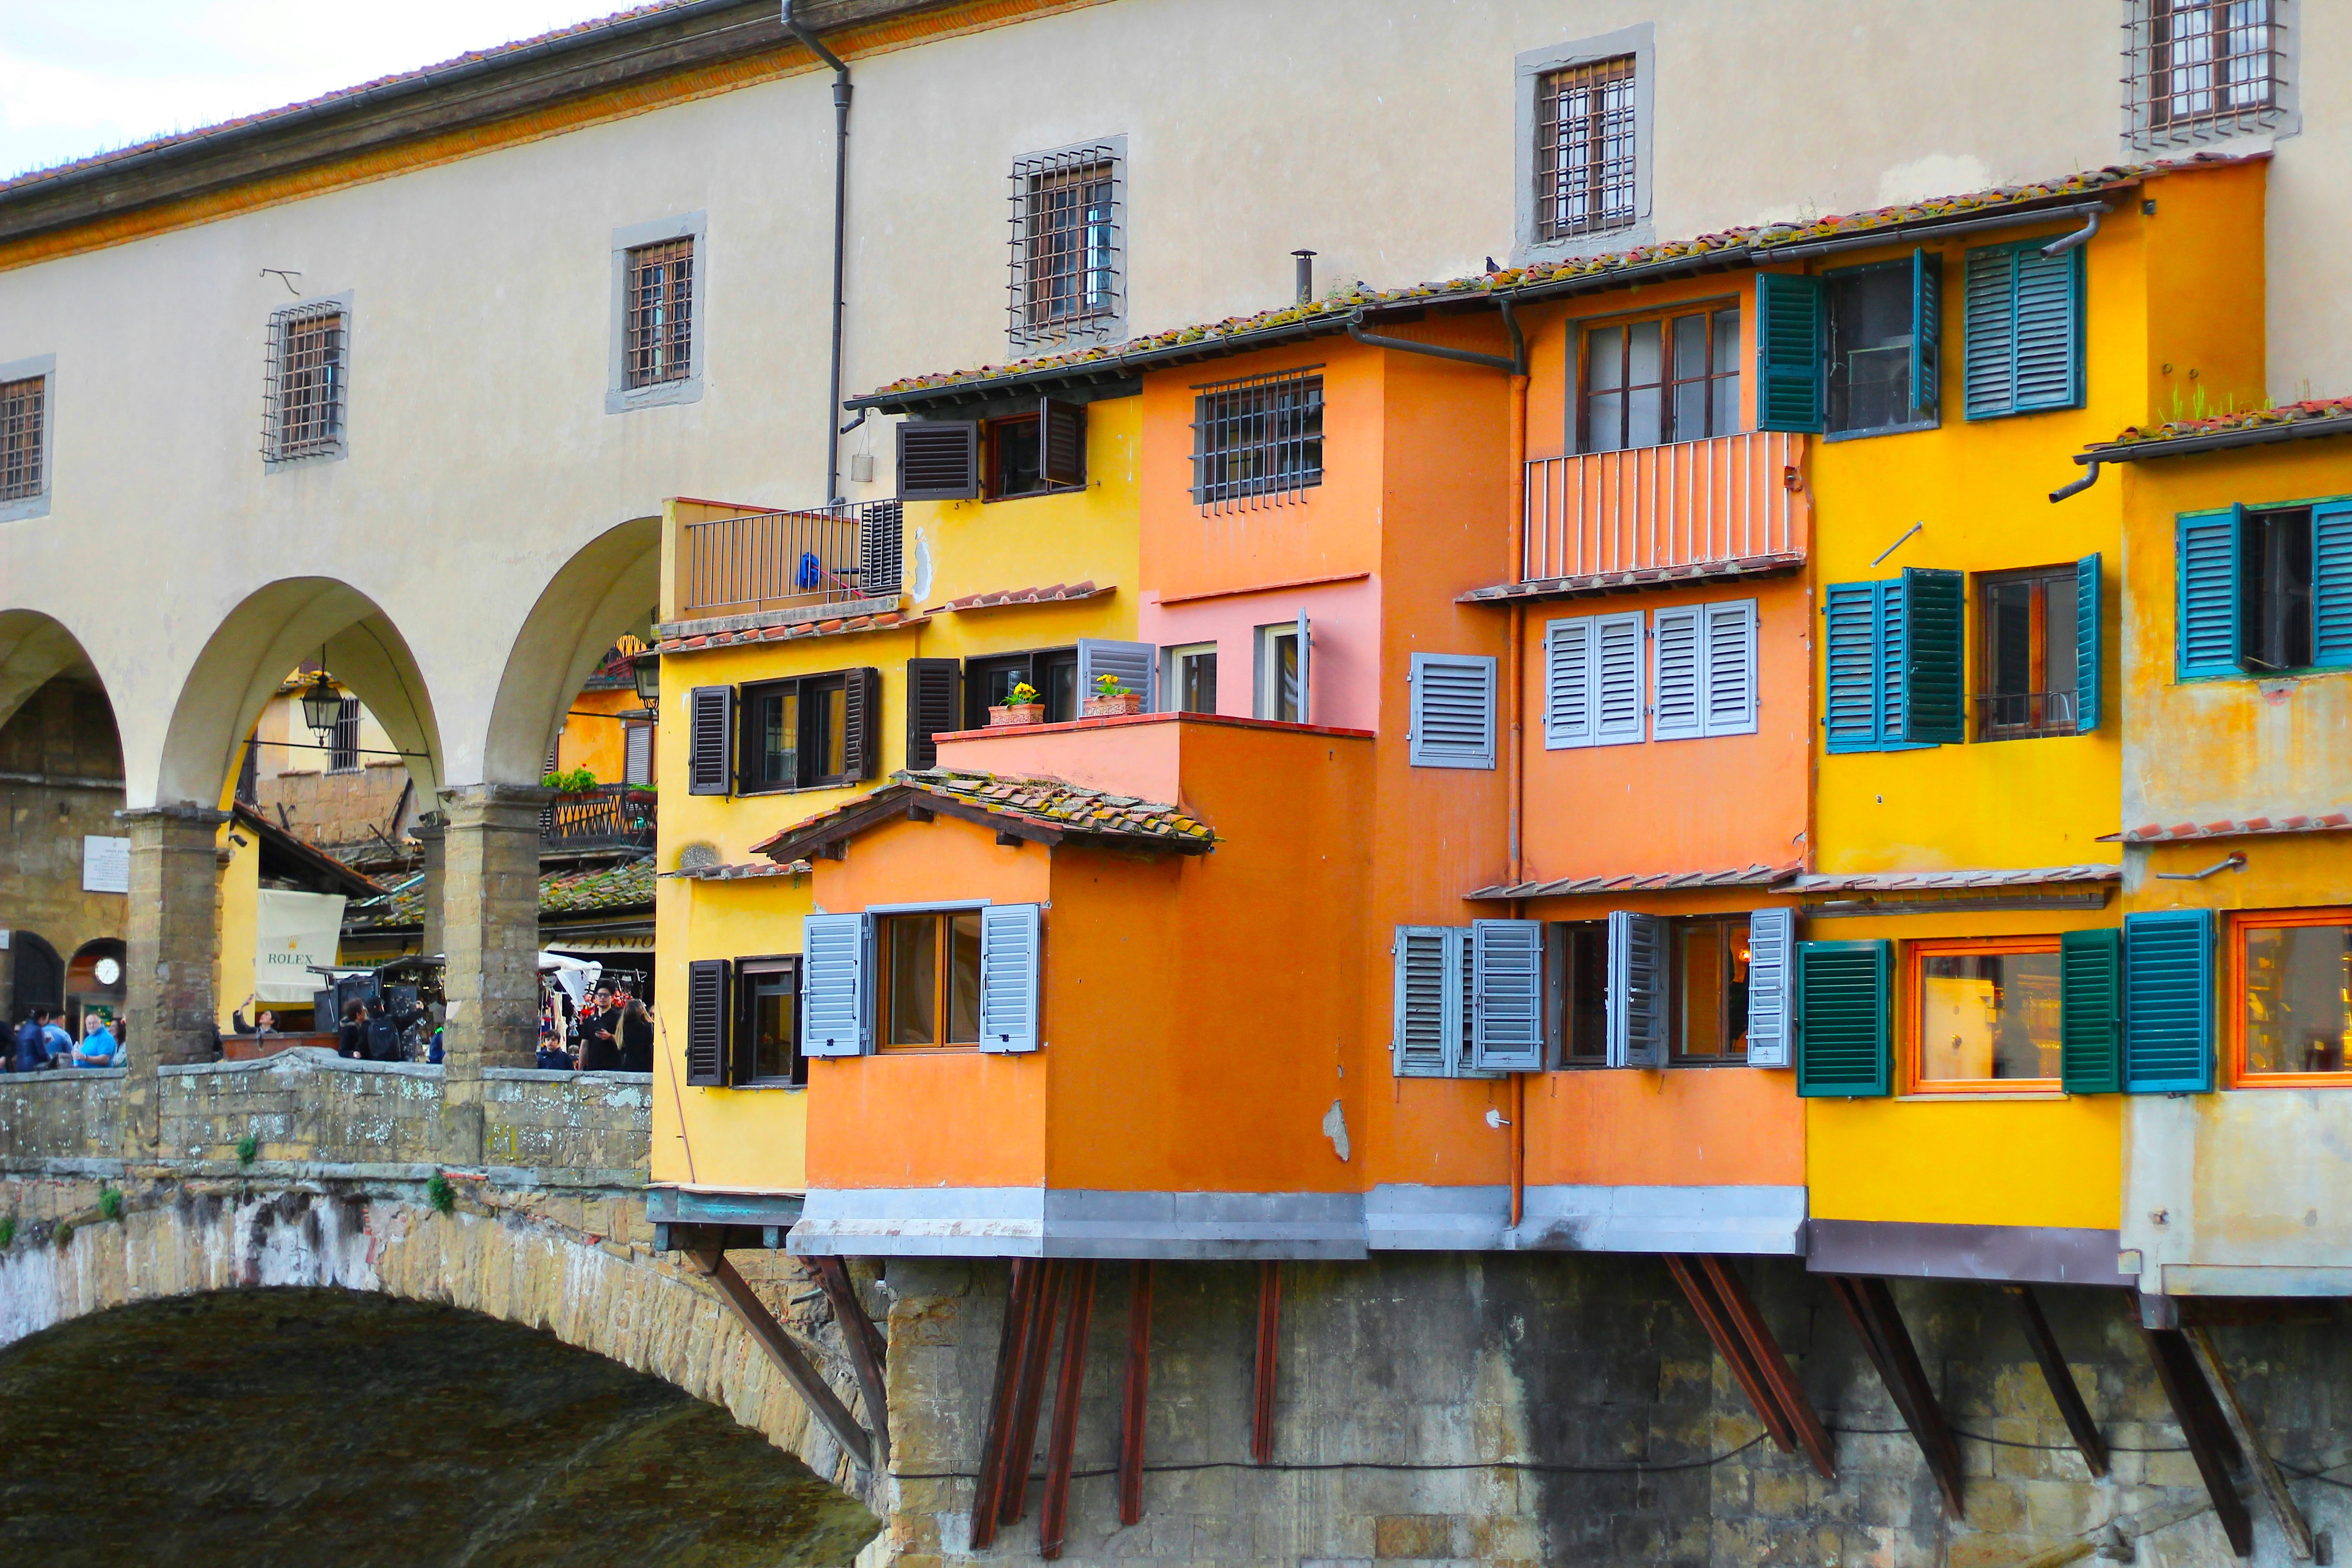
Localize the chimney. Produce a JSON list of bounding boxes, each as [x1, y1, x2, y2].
[[1292, 249, 1316, 304]]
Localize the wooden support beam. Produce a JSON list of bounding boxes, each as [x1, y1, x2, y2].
[[2192, 1326, 2308, 1559], [689, 1250, 873, 1471], [1039, 1261, 1097, 1560], [1665, 1255, 1800, 1455], [999, 1258, 1064, 1525], [1698, 1256, 1836, 1479], [1118, 1260, 1152, 1528], [1829, 1275, 1964, 1518], [811, 1256, 891, 1467], [2141, 1325, 2251, 1556], [969, 1259, 1040, 1551], [2004, 1285, 2107, 1478], [1251, 1260, 1281, 1466]]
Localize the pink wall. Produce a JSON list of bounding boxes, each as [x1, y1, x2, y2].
[[1137, 574, 1383, 731]]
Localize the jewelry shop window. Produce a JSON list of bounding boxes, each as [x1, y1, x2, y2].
[[2236, 909, 2352, 1081], [1911, 938, 2061, 1091]]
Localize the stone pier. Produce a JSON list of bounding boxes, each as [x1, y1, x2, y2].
[[436, 782, 549, 1163], [118, 803, 228, 1160]]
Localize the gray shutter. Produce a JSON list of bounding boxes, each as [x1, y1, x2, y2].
[[1295, 611, 1311, 724], [1606, 910, 1666, 1068], [1391, 926, 1458, 1078], [687, 685, 734, 796], [686, 958, 730, 1085], [979, 902, 1042, 1053], [905, 657, 962, 769], [1592, 612, 1645, 745], [1470, 920, 1545, 1073], [858, 500, 905, 598], [1077, 637, 1157, 709], [842, 666, 883, 780], [1650, 605, 1703, 740], [1544, 616, 1595, 749], [800, 911, 872, 1058], [898, 420, 980, 500], [1702, 599, 1759, 736], [1040, 397, 1087, 488], [1744, 908, 1794, 1068], [1407, 653, 1496, 769]]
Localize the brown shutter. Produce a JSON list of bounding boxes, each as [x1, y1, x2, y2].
[[686, 958, 731, 1086], [905, 657, 963, 770], [843, 666, 884, 780], [687, 686, 733, 795], [897, 420, 980, 500], [1040, 397, 1086, 488]]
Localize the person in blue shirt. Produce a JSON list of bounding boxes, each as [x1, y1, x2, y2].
[[72, 1012, 118, 1069]]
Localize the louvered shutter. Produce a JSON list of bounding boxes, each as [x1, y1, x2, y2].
[[1823, 582, 1882, 752], [1744, 907, 1795, 1068], [2011, 243, 2083, 413], [1910, 247, 1941, 421], [1454, 929, 1486, 1077], [1795, 939, 1891, 1097], [1899, 568, 1964, 745], [897, 420, 980, 500], [801, 912, 873, 1058], [859, 500, 905, 597], [1077, 637, 1157, 709], [1606, 910, 1666, 1068], [2059, 928, 2122, 1094], [1962, 244, 2018, 419], [905, 658, 962, 769], [1702, 599, 1759, 736], [1650, 606, 1703, 740], [2176, 507, 2243, 679], [686, 958, 730, 1086], [1753, 273, 1825, 432], [2123, 909, 2215, 1093], [1593, 612, 1645, 746], [1470, 920, 1544, 1072], [2311, 501, 2352, 666], [979, 902, 1043, 1053], [2075, 553, 2102, 733], [687, 685, 734, 795], [841, 667, 883, 780], [1877, 578, 1911, 745], [1408, 653, 1497, 769], [1040, 397, 1087, 488], [1391, 926, 1457, 1078], [1294, 611, 1311, 724], [1544, 617, 1595, 749]]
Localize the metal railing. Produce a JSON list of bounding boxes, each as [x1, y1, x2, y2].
[[1976, 691, 2080, 740], [1522, 431, 1808, 584], [676, 500, 904, 620], [543, 785, 657, 851]]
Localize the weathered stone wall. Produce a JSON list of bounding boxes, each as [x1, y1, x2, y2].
[[0, 674, 127, 1022], [254, 756, 412, 854]]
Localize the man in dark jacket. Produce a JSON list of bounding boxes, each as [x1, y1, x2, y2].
[[14, 1009, 54, 1073], [577, 989, 621, 1073], [337, 998, 369, 1059]]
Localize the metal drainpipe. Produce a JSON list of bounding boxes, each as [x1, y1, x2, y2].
[[783, 2, 852, 504]]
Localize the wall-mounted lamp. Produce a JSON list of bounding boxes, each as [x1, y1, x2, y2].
[[631, 650, 661, 708]]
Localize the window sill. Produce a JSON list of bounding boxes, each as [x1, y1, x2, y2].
[[1896, 1089, 2068, 1102], [736, 779, 859, 798], [1823, 419, 1939, 444], [729, 1079, 806, 1092], [2229, 1077, 2352, 1091]]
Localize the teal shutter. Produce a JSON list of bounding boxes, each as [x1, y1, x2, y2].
[[2313, 500, 2352, 667], [2176, 507, 2244, 679], [1899, 568, 1965, 744], [2059, 929, 2122, 1094], [2074, 553, 2102, 733], [1824, 582, 1882, 751], [1962, 244, 2017, 419], [1795, 940, 1891, 1097], [2122, 910, 2215, 1093], [2011, 244, 2084, 412], [1910, 248, 1942, 421], [1754, 273, 1825, 432]]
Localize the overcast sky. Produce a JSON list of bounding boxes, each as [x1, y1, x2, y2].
[[0, 0, 633, 179]]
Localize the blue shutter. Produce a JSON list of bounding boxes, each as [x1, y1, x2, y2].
[[1077, 638, 1157, 710], [2075, 553, 2102, 733], [1592, 612, 1646, 745], [2060, 928, 2122, 1094], [1744, 907, 1795, 1068], [1824, 581, 1882, 752], [800, 912, 873, 1058], [1605, 910, 1666, 1068], [2012, 244, 2084, 412], [1544, 617, 1596, 749], [979, 902, 1042, 1053], [1910, 247, 1942, 421], [1408, 653, 1497, 769], [1701, 599, 1759, 737], [2177, 507, 2244, 680], [1754, 273, 1825, 432], [1795, 940, 1891, 1097], [2313, 501, 2352, 667], [1650, 606, 1703, 740], [2123, 910, 2214, 1093], [1962, 244, 2018, 419], [1392, 926, 1460, 1078], [1470, 920, 1545, 1073], [1899, 568, 1965, 745], [1877, 578, 1911, 746]]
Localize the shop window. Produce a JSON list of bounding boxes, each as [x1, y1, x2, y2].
[[1578, 304, 1739, 453], [1911, 939, 2062, 1092], [1164, 643, 1218, 714], [881, 911, 983, 1050], [2178, 501, 2352, 679], [2236, 910, 2352, 1081]]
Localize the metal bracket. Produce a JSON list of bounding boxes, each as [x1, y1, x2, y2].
[[2155, 852, 2246, 881]]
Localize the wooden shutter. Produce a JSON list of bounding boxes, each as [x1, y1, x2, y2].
[[1391, 926, 1458, 1078], [2123, 909, 2215, 1093], [897, 420, 980, 500], [905, 658, 962, 769], [1470, 920, 1544, 1073], [1650, 605, 1703, 740], [2074, 553, 2102, 733], [2311, 501, 2352, 666], [2059, 928, 2122, 1094], [1702, 599, 1759, 737], [1744, 907, 1795, 1068], [1899, 568, 1964, 745], [2176, 507, 2244, 679], [859, 500, 905, 598], [623, 721, 653, 786], [1961, 244, 2018, 419], [2011, 243, 2083, 413], [1605, 910, 1666, 1068], [1544, 616, 1595, 749], [1824, 582, 1882, 752], [1795, 939, 1891, 1097], [1039, 397, 1087, 488], [1407, 653, 1497, 769], [1592, 611, 1645, 746], [1077, 637, 1157, 709], [979, 902, 1042, 1053], [1753, 272, 1825, 432], [687, 685, 734, 795], [800, 911, 873, 1058], [686, 958, 731, 1086], [1910, 247, 1942, 421], [841, 667, 883, 780]]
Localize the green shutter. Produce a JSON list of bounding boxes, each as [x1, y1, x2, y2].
[[2059, 929, 2122, 1093], [1910, 248, 1942, 421], [2011, 244, 2085, 412], [2075, 553, 2102, 733], [1824, 581, 1882, 752], [2123, 910, 2215, 1094], [2176, 507, 2243, 680], [1961, 244, 2018, 419], [1796, 940, 1891, 1097], [2313, 500, 2352, 667], [1754, 273, 1825, 432], [1899, 567, 1965, 744]]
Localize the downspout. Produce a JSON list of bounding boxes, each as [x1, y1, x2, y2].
[[2050, 459, 2102, 504], [783, 1, 852, 504], [2040, 209, 2101, 255], [1507, 344, 1529, 1234]]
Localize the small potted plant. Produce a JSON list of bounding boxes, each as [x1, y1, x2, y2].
[[1082, 671, 1143, 718], [989, 681, 1046, 726]]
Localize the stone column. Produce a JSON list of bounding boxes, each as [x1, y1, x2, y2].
[[119, 804, 229, 1161], [411, 812, 447, 957], [437, 783, 549, 1164]]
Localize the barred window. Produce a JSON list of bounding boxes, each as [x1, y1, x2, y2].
[[0, 376, 42, 502], [329, 696, 362, 774], [1535, 55, 1637, 241], [1191, 370, 1324, 511], [624, 238, 694, 388], [1009, 144, 1121, 346], [263, 305, 346, 462], [2125, 0, 2285, 147]]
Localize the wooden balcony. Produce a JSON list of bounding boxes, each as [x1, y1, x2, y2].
[[1514, 431, 1808, 593]]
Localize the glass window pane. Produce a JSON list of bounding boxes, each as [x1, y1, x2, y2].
[[1918, 950, 2061, 1082], [1671, 314, 1709, 381], [1626, 320, 1662, 387], [762, 691, 799, 786], [1043, 656, 1078, 721], [1988, 581, 2035, 699], [1625, 321, 1663, 448], [1586, 391, 1625, 453], [1566, 925, 1608, 1061], [1726, 921, 1751, 1056], [2244, 923, 2352, 1074], [949, 913, 983, 1044], [996, 419, 1043, 496], [1626, 384, 1663, 450], [1672, 379, 1708, 445], [1681, 924, 1724, 1057], [1585, 326, 1624, 391], [1180, 650, 1217, 713], [1826, 265, 1916, 434], [751, 975, 797, 1080], [823, 685, 848, 778], [886, 916, 938, 1046], [1711, 308, 1740, 377]]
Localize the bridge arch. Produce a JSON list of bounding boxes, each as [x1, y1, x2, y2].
[[481, 513, 661, 788]]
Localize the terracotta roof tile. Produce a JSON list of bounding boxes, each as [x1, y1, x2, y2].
[[748, 769, 1214, 862], [1465, 862, 1799, 900], [1787, 864, 2119, 893], [656, 610, 927, 655], [2106, 814, 2352, 844], [2094, 396, 2352, 451], [930, 581, 1114, 613], [349, 856, 654, 928]]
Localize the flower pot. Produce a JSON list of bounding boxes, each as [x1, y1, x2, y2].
[[988, 703, 1047, 727], [1082, 693, 1144, 718]]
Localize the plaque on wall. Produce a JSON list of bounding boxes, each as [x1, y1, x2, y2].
[[82, 835, 131, 894]]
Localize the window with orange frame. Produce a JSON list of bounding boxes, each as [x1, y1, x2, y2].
[[1906, 936, 2063, 1093], [2231, 907, 2352, 1085]]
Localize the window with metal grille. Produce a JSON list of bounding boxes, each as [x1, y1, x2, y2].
[[2125, 0, 2285, 147], [328, 697, 361, 774], [1535, 55, 1637, 240], [263, 305, 346, 462], [1008, 144, 1120, 346], [0, 376, 43, 501], [624, 238, 694, 388], [1191, 369, 1323, 511]]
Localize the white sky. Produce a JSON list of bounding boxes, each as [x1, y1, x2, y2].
[[0, 0, 637, 180]]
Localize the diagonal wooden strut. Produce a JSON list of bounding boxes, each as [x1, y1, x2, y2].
[[2003, 1285, 2106, 1478], [1697, 1256, 1836, 1479], [689, 1250, 873, 1471], [1666, 1255, 1798, 1455], [999, 1258, 1064, 1525], [1039, 1260, 1097, 1560], [1829, 1275, 1963, 1518], [970, 1258, 1040, 1550], [2192, 1325, 2314, 1561], [1251, 1260, 1281, 1465], [2141, 1323, 2253, 1557], [811, 1255, 890, 1467], [1118, 1260, 1152, 1528]]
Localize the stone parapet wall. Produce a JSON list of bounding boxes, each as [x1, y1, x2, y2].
[[0, 1068, 123, 1164]]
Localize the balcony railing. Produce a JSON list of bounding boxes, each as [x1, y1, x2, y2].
[[543, 785, 657, 852], [676, 500, 904, 620], [1522, 431, 1808, 585]]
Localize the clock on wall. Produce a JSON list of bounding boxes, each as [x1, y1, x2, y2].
[[94, 956, 121, 988]]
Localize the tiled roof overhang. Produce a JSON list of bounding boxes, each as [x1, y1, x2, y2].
[[1459, 553, 1805, 606], [930, 581, 1113, 614], [750, 771, 1214, 864], [1786, 865, 2120, 893], [2104, 814, 2352, 844], [1465, 862, 1799, 900], [2080, 405, 2352, 465]]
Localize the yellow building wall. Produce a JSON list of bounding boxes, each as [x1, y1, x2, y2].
[[554, 685, 644, 785], [213, 820, 262, 1030]]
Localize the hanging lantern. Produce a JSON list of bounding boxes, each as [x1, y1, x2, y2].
[[631, 650, 661, 706], [299, 671, 343, 738]]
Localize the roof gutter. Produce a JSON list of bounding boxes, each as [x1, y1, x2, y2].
[[2077, 414, 2352, 466], [1345, 299, 1525, 374], [782, 0, 853, 505]]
